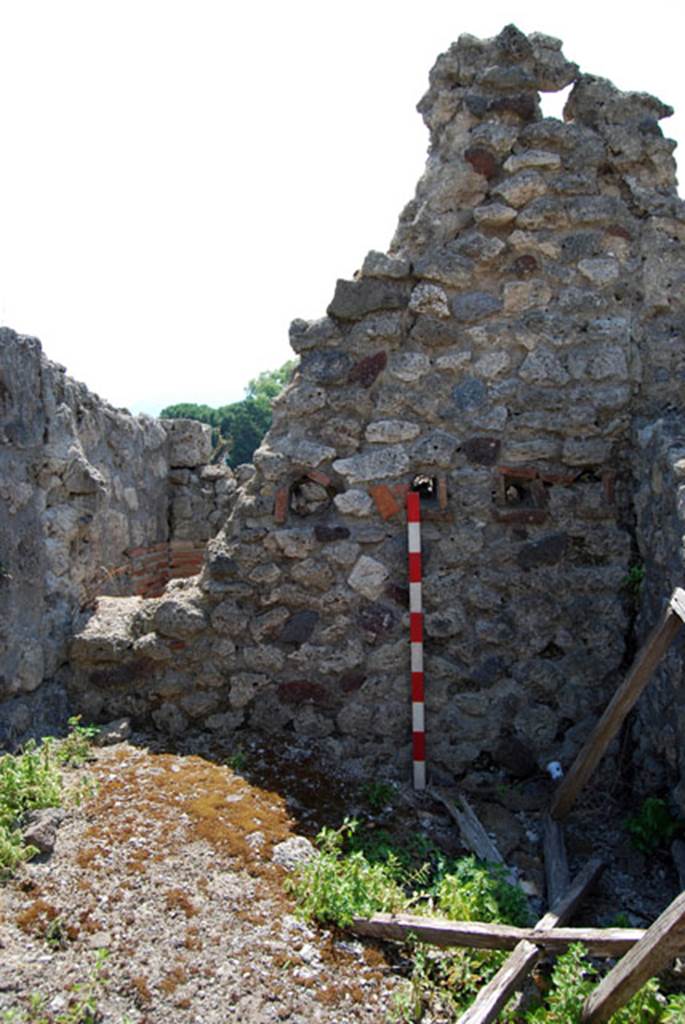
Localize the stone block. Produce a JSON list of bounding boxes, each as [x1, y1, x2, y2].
[[164, 419, 213, 468]]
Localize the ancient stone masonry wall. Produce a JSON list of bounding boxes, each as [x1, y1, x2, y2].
[[632, 417, 685, 808], [0, 330, 235, 744], [70, 26, 685, 794]]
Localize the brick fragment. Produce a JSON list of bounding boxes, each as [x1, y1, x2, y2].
[[306, 469, 332, 487], [274, 487, 289, 524], [369, 484, 400, 520]]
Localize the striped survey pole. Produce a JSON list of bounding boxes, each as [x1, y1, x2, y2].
[[407, 490, 425, 790]]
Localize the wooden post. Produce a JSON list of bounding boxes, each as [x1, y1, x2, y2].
[[551, 589, 685, 820], [455, 859, 604, 1024], [582, 890, 685, 1022], [543, 815, 570, 909]]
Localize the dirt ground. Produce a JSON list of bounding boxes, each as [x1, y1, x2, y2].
[[0, 730, 680, 1023]]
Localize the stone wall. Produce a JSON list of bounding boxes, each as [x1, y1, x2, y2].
[[632, 417, 685, 804], [23, 25, 685, 807], [0, 330, 235, 743]]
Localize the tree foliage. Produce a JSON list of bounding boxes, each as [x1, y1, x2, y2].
[[159, 359, 297, 468]]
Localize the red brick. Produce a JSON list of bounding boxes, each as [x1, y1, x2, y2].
[[497, 465, 539, 480], [603, 469, 616, 505], [307, 469, 332, 487], [369, 484, 400, 520], [274, 487, 289, 524]]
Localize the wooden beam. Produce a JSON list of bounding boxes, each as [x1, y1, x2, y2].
[[430, 787, 506, 868], [351, 914, 644, 955], [543, 815, 570, 908], [551, 590, 685, 820], [582, 890, 685, 1022], [455, 858, 604, 1024]]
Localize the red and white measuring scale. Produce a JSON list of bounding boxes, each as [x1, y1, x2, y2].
[[406, 491, 426, 790]]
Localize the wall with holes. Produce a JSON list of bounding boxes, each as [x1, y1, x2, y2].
[[68, 26, 685, 801], [0, 329, 236, 745]]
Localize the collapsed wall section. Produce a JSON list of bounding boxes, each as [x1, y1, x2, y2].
[[0, 330, 236, 743], [70, 25, 685, 795]]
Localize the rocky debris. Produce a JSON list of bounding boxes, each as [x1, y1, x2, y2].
[[272, 835, 316, 870], [21, 808, 65, 855], [93, 717, 132, 746]]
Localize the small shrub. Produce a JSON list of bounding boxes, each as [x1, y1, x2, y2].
[[361, 780, 397, 812], [626, 797, 684, 854], [0, 720, 99, 879]]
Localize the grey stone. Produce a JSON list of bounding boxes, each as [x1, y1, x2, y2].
[[333, 489, 374, 517], [452, 378, 488, 410], [327, 278, 411, 320], [362, 250, 410, 278], [494, 170, 547, 208], [22, 808, 65, 855], [333, 447, 410, 483], [154, 598, 207, 639], [365, 420, 421, 443], [164, 418, 213, 467], [409, 282, 450, 318], [272, 835, 316, 870], [388, 352, 431, 382], [348, 556, 389, 600], [411, 430, 460, 468], [578, 257, 620, 286], [452, 292, 503, 323], [473, 202, 518, 227], [94, 717, 132, 746]]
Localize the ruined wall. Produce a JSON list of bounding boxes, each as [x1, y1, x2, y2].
[[632, 417, 685, 803], [62, 27, 685, 801], [0, 329, 235, 743]]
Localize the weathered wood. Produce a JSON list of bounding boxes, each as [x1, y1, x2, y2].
[[430, 787, 505, 867], [351, 914, 644, 954], [544, 815, 570, 908], [551, 593, 685, 820], [582, 890, 685, 1022], [455, 858, 605, 1024]]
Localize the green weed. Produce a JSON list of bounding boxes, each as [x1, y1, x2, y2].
[[0, 720, 99, 879], [361, 780, 397, 812], [0, 949, 109, 1023], [518, 943, 684, 1023], [622, 563, 645, 599], [626, 797, 684, 855]]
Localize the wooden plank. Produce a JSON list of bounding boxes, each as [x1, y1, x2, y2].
[[351, 914, 644, 955], [430, 787, 506, 867], [582, 890, 685, 1022], [544, 815, 570, 908], [551, 593, 685, 820], [456, 858, 605, 1024]]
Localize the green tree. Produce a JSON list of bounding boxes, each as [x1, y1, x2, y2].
[[158, 359, 296, 468]]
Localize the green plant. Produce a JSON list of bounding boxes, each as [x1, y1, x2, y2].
[[626, 797, 684, 854], [54, 717, 100, 768], [285, 818, 405, 926], [288, 818, 532, 1020], [226, 748, 247, 772], [622, 563, 645, 599], [518, 943, 685, 1023], [0, 720, 99, 879], [1, 949, 108, 1023], [361, 780, 397, 812]]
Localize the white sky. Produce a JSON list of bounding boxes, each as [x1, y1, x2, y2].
[[0, 1, 683, 416]]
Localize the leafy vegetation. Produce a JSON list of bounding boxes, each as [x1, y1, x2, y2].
[[626, 797, 684, 855], [160, 359, 297, 467], [1, 949, 110, 1023], [287, 817, 685, 1021], [287, 817, 532, 1018], [622, 562, 645, 599], [0, 718, 99, 879], [520, 943, 685, 1023]]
